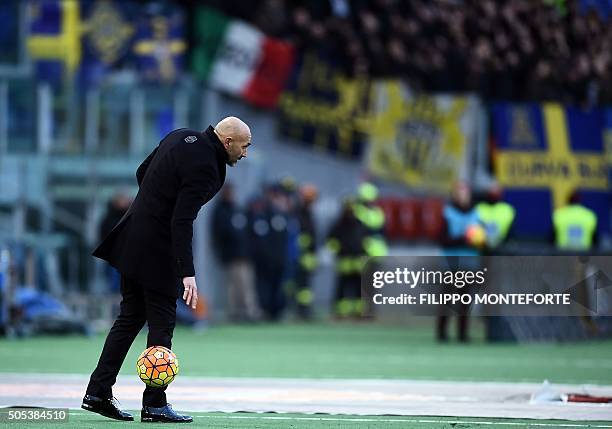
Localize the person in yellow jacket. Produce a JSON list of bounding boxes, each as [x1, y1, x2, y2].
[[438, 181, 480, 342], [553, 191, 597, 251], [475, 184, 515, 343], [352, 182, 388, 318], [476, 184, 516, 250], [327, 199, 370, 319], [294, 184, 319, 320], [553, 190, 599, 334], [352, 182, 388, 258]]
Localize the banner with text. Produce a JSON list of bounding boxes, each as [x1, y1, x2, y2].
[[278, 50, 370, 159], [366, 81, 480, 193], [492, 103, 611, 237]]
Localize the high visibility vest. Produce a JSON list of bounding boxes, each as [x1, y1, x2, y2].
[[298, 233, 317, 271], [353, 203, 387, 257], [362, 236, 388, 257], [443, 205, 480, 240], [352, 203, 385, 231], [553, 204, 597, 250], [476, 202, 516, 248], [336, 255, 365, 274]]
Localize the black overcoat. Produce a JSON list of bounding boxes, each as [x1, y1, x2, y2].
[[93, 126, 228, 295]]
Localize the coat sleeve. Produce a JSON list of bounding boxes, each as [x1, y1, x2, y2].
[[136, 146, 159, 186], [171, 159, 216, 278]]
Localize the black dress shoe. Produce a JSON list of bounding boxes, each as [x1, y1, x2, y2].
[[141, 404, 193, 423], [81, 395, 134, 421]]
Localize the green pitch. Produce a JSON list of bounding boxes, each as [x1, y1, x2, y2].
[[2, 322, 612, 428], [2, 412, 612, 429], [2, 322, 612, 384]]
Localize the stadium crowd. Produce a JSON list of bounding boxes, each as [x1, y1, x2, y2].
[[198, 0, 612, 105]]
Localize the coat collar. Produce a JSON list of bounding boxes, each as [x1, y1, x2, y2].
[[204, 125, 228, 184], [204, 125, 229, 164]]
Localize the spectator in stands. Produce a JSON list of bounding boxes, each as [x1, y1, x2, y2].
[[253, 0, 291, 38], [220, 0, 612, 105]]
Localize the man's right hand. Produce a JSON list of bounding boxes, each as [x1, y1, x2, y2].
[[182, 276, 198, 309]]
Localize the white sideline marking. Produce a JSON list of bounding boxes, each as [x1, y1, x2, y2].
[[5, 375, 611, 421]]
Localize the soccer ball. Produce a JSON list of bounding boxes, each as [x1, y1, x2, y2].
[[465, 224, 487, 247], [136, 346, 179, 387]]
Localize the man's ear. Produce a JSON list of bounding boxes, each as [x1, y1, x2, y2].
[[224, 137, 232, 149]]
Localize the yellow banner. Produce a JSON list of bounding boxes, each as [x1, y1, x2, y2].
[[365, 81, 478, 193], [278, 51, 370, 157]]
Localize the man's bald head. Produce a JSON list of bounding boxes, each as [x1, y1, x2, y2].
[[214, 116, 251, 140], [212, 116, 251, 166]]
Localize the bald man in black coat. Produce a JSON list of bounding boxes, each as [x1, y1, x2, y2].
[[83, 117, 251, 423]]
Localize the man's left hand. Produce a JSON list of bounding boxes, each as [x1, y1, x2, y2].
[[182, 276, 198, 309]]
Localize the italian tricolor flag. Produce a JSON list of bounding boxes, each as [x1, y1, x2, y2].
[[192, 7, 295, 108]]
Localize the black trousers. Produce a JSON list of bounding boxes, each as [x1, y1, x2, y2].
[[255, 266, 285, 321], [86, 275, 178, 407], [294, 267, 312, 319]]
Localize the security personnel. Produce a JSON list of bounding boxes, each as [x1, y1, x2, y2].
[[278, 177, 301, 318], [553, 191, 597, 251], [294, 184, 318, 320], [438, 181, 480, 343], [475, 184, 515, 342], [476, 185, 516, 249], [249, 185, 289, 321], [553, 191, 599, 335], [351, 182, 387, 318], [352, 182, 388, 258], [327, 199, 369, 318], [211, 184, 260, 322]]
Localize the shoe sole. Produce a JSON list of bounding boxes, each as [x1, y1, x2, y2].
[[141, 416, 193, 423], [81, 403, 134, 421]]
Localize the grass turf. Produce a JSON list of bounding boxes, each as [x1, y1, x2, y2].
[[2, 411, 612, 429], [2, 322, 612, 384]]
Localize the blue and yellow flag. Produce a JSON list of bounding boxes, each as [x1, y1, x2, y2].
[[27, 0, 82, 85], [79, 0, 135, 87], [132, 7, 186, 83], [492, 103, 610, 237]]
